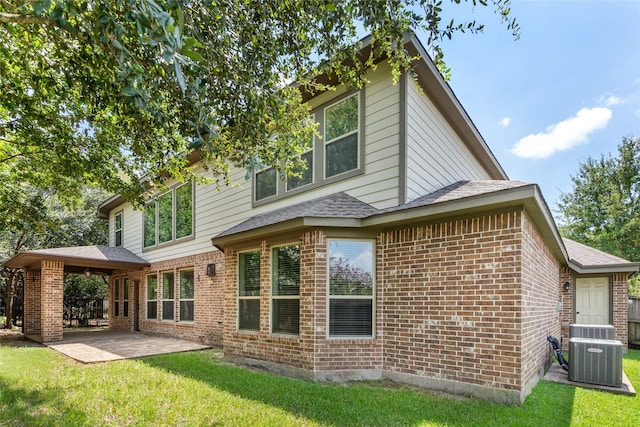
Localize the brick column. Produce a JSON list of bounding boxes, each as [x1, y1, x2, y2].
[[23, 270, 42, 336], [41, 260, 64, 342]]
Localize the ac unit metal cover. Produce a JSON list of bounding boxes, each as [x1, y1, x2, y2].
[[568, 338, 622, 387], [569, 324, 615, 340]]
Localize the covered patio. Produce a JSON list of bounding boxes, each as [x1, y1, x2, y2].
[[4, 245, 150, 343]]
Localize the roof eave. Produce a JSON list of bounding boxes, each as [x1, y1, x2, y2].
[[568, 260, 640, 275], [3, 252, 150, 272], [211, 217, 366, 249], [363, 184, 568, 263]]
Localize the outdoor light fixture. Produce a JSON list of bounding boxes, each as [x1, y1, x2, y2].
[[206, 263, 216, 277], [563, 281, 571, 291], [84, 269, 91, 277]]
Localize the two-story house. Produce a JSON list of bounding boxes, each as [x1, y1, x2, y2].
[[8, 33, 638, 404]]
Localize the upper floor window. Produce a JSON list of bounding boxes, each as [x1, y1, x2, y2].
[[253, 92, 362, 204], [144, 182, 194, 249], [255, 167, 277, 201], [324, 94, 359, 178], [114, 212, 123, 247], [328, 239, 374, 338], [287, 117, 315, 192]]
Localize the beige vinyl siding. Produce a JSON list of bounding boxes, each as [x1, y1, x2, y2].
[[405, 75, 491, 202], [108, 61, 401, 262]]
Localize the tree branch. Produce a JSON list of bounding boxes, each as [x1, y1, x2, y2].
[[0, 12, 53, 26]]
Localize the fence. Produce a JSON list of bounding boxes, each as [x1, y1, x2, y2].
[[64, 298, 108, 328], [630, 296, 640, 348]]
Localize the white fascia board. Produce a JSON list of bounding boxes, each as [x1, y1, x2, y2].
[[568, 261, 640, 275]]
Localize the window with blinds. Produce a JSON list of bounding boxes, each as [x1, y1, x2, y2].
[[271, 244, 300, 335], [328, 239, 374, 337], [238, 251, 261, 331]]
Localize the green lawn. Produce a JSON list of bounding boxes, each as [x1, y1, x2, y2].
[[0, 342, 638, 426]]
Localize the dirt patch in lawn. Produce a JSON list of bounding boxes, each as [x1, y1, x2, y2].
[[0, 329, 42, 347]]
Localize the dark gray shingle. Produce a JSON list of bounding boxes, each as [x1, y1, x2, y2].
[[215, 192, 378, 238]]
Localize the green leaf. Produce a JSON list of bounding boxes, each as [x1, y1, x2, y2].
[[182, 49, 204, 63], [174, 60, 185, 92], [33, 0, 52, 16], [122, 86, 137, 96]]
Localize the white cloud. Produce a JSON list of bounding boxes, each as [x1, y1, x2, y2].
[[511, 107, 612, 159], [635, 108, 640, 118], [499, 117, 511, 127], [603, 95, 623, 107]]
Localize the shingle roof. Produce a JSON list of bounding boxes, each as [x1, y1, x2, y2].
[[214, 181, 535, 242], [381, 180, 532, 213], [4, 245, 150, 272], [563, 238, 635, 268], [214, 192, 379, 238]]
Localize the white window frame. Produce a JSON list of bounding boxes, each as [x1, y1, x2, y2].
[[123, 278, 129, 318], [146, 274, 158, 321], [178, 268, 195, 322], [327, 238, 375, 339], [161, 270, 175, 321], [113, 278, 120, 317], [270, 243, 300, 336], [237, 250, 261, 332]]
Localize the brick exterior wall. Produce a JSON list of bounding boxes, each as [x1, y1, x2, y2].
[[520, 213, 560, 395], [558, 267, 574, 347], [380, 210, 535, 402], [109, 250, 225, 345], [612, 273, 629, 348], [223, 230, 383, 377], [219, 209, 564, 403], [23, 270, 42, 335], [41, 260, 64, 342]]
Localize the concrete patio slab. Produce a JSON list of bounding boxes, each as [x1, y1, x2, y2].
[[544, 363, 636, 396], [42, 330, 211, 363]]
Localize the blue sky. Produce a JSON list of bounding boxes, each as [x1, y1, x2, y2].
[[420, 0, 640, 221]]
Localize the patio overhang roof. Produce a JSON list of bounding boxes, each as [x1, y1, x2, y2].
[[3, 245, 150, 275], [563, 238, 640, 275]]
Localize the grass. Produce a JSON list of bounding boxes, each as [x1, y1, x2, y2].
[[0, 343, 638, 427]]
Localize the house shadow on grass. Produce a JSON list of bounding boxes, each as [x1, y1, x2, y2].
[[141, 350, 576, 427], [0, 378, 88, 425]]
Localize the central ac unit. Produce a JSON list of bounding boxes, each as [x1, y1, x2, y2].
[[570, 324, 615, 340], [568, 338, 622, 387]]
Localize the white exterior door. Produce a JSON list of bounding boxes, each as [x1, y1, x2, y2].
[[575, 277, 610, 324]]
